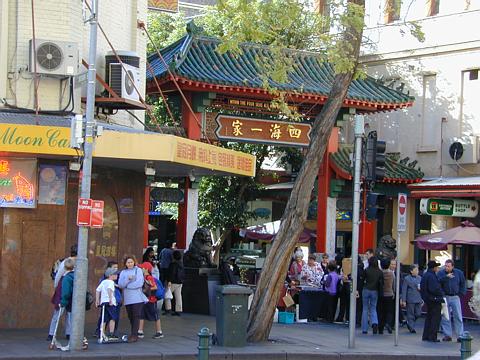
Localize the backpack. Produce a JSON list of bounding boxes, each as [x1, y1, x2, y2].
[[50, 258, 65, 281], [154, 278, 165, 300]]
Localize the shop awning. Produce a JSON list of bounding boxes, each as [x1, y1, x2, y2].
[[0, 114, 256, 177], [415, 221, 480, 250], [408, 176, 480, 198], [239, 220, 315, 243]]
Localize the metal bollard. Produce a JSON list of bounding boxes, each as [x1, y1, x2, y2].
[[460, 331, 473, 360], [197, 327, 210, 360]]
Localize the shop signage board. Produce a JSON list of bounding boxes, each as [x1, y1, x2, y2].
[[90, 200, 104, 228], [0, 158, 37, 208], [77, 198, 92, 226], [150, 187, 184, 203], [215, 114, 312, 147], [148, 0, 178, 12], [420, 198, 479, 218], [397, 193, 407, 232]]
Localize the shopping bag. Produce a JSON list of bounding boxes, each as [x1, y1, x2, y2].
[[282, 292, 295, 308], [441, 298, 450, 321], [164, 287, 173, 300]]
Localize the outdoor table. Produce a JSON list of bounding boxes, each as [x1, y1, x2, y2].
[[298, 286, 327, 320]]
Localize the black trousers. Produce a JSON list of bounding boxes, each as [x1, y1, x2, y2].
[[378, 295, 395, 332], [336, 282, 350, 322], [326, 294, 338, 323], [422, 301, 442, 341], [125, 302, 143, 336]]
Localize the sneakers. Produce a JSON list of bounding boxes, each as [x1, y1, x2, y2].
[[153, 332, 164, 339], [108, 334, 119, 341], [137, 331, 145, 339]]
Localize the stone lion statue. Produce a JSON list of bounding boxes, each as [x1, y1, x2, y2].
[[376, 234, 397, 261], [183, 228, 214, 268]]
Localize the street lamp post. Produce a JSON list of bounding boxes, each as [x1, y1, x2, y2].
[[348, 115, 364, 348], [69, 0, 99, 351]]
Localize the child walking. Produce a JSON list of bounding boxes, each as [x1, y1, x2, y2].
[[96, 268, 120, 341], [138, 262, 163, 339]]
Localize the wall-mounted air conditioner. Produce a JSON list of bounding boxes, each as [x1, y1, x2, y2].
[[442, 135, 479, 165], [29, 39, 78, 77], [108, 63, 141, 101]]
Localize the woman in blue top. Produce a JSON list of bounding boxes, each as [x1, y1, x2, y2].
[[118, 255, 147, 342]]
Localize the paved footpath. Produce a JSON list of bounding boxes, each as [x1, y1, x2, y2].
[[0, 313, 478, 359]]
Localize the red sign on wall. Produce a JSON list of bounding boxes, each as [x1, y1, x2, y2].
[[90, 200, 104, 228], [77, 198, 92, 226]]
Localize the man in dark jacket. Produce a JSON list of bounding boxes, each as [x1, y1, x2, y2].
[[59, 258, 75, 339], [421, 260, 444, 342], [438, 259, 466, 342]]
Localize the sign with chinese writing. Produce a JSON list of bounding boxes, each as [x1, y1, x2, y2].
[[174, 138, 256, 177], [77, 198, 92, 226], [90, 200, 104, 228], [215, 115, 312, 147], [420, 198, 479, 218], [148, 0, 178, 12], [38, 164, 67, 205], [226, 98, 299, 113], [397, 193, 407, 232], [0, 159, 37, 208]]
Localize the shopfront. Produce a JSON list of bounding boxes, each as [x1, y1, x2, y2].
[[0, 115, 255, 329]]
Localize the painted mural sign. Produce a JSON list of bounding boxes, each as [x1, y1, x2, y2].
[[0, 158, 37, 208], [420, 198, 479, 218], [215, 114, 312, 147]]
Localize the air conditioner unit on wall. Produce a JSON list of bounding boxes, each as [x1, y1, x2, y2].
[[442, 135, 479, 165], [108, 63, 140, 101], [29, 39, 78, 77]]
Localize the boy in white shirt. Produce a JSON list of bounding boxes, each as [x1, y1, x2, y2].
[[96, 268, 119, 340]]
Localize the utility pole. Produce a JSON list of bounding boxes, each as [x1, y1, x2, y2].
[[348, 115, 364, 348], [70, 0, 99, 351]]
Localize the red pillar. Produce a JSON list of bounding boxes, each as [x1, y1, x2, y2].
[[359, 219, 376, 253], [316, 128, 339, 253], [177, 92, 200, 249]]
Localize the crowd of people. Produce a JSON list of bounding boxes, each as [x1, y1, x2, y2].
[[47, 242, 184, 343], [285, 248, 468, 342]]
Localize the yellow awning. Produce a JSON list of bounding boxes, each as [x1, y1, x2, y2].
[[0, 123, 256, 177]]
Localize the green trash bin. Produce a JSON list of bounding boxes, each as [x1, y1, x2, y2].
[[216, 285, 252, 347]]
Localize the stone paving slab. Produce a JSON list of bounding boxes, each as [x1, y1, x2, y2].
[[0, 313, 478, 359]]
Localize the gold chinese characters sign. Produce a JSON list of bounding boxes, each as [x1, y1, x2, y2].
[[215, 115, 312, 147]]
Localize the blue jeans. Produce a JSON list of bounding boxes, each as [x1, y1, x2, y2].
[[441, 295, 464, 338], [362, 289, 378, 332]]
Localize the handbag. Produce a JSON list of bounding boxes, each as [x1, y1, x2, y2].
[[164, 287, 173, 300], [282, 292, 295, 308], [441, 298, 450, 321]]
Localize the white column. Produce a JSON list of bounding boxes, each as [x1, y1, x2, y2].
[[185, 188, 199, 249], [325, 197, 337, 255]]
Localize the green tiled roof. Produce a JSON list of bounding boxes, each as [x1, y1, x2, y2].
[[330, 147, 424, 183], [148, 32, 414, 110]]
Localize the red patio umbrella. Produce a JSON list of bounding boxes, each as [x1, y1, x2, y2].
[[415, 221, 480, 250]]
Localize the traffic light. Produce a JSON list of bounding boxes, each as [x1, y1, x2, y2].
[[365, 131, 386, 185], [366, 192, 385, 221]]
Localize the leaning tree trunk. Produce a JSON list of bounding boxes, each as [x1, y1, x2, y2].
[[247, 0, 365, 342]]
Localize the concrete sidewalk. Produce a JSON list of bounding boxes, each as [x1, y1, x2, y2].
[[0, 313, 478, 359]]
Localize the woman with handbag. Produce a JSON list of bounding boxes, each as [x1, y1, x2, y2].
[[164, 250, 185, 316], [118, 255, 147, 342]]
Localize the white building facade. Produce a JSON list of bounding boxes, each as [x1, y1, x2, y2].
[[0, 0, 147, 128]]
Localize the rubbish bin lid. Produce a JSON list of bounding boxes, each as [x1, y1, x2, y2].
[[216, 285, 253, 295]]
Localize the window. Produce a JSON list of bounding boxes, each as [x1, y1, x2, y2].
[[384, 0, 401, 23], [419, 74, 438, 150], [469, 69, 479, 81], [427, 0, 440, 16]]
